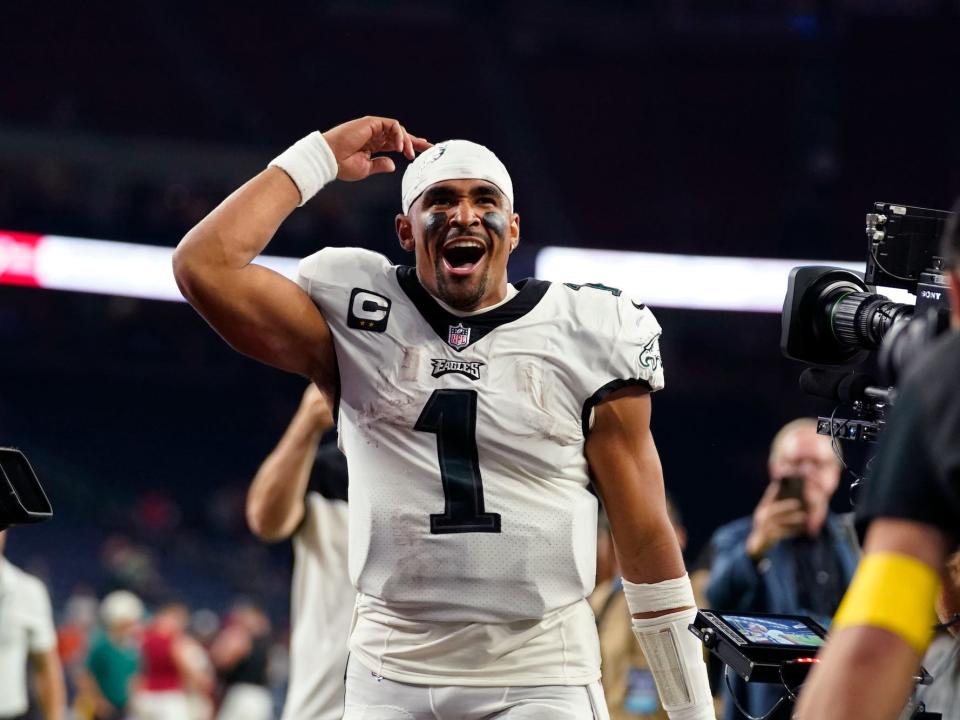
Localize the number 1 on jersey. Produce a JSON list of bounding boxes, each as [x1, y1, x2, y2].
[[414, 389, 502, 534]]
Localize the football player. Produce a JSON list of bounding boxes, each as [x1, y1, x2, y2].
[[173, 116, 714, 719]]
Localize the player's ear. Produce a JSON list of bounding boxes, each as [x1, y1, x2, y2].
[[509, 212, 520, 253], [395, 214, 415, 253]]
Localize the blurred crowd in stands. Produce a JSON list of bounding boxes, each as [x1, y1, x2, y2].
[[8, 532, 291, 720]]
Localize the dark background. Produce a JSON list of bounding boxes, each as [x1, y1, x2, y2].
[[2, 0, 958, 615]]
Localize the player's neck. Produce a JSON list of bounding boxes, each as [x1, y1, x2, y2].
[[429, 284, 518, 317]]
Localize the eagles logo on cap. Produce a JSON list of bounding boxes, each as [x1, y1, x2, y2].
[[420, 143, 447, 167]]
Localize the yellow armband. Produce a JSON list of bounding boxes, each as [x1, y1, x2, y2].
[[832, 551, 941, 655]]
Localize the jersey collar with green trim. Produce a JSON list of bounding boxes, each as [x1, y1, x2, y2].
[[395, 266, 551, 352]]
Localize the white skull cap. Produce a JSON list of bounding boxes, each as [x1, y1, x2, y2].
[[401, 140, 513, 214]]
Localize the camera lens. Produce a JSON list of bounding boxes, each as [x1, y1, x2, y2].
[[782, 266, 916, 366], [826, 290, 912, 351]]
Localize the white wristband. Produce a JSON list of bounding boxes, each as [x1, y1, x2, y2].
[[622, 573, 696, 616], [269, 131, 338, 206]]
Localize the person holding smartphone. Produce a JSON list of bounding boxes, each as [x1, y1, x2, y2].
[[703, 419, 861, 720]]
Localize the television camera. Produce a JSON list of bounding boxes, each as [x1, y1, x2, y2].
[[690, 204, 954, 720], [781, 202, 954, 444]]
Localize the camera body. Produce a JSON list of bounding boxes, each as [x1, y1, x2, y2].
[[781, 202, 954, 442]]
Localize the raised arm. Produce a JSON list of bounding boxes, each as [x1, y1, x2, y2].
[[586, 387, 715, 719], [246, 383, 335, 541], [172, 116, 430, 391], [173, 167, 333, 383]]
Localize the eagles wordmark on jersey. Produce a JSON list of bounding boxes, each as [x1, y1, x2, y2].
[[298, 247, 665, 626]]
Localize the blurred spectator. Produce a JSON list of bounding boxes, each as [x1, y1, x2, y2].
[[131, 601, 212, 720], [182, 636, 216, 720], [58, 585, 98, 668], [589, 500, 694, 719], [265, 637, 290, 716], [0, 529, 67, 720], [705, 418, 860, 720], [920, 633, 960, 715], [75, 590, 144, 720], [58, 585, 99, 703], [100, 536, 164, 601], [246, 384, 353, 720], [916, 552, 960, 715], [210, 602, 273, 720], [190, 609, 222, 648]]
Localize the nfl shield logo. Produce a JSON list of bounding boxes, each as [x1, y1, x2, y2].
[[447, 323, 471, 348]]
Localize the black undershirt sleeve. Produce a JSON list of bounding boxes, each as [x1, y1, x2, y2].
[[307, 442, 348, 502]]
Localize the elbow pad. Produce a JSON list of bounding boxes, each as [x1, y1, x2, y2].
[[623, 574, 716, 720]]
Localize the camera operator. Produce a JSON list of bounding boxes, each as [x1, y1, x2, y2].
[[705, 419, 859, 720], [796, 203, 960, 720]]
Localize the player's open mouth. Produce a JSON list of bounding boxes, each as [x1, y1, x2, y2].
[[441, 238, 487, 276]]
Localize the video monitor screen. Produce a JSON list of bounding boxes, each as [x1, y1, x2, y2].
[[720, 613, 825, 648]]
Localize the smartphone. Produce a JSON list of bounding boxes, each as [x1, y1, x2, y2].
[[775, 475, 807, 510]]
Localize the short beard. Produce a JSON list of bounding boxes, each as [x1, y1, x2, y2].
[[435, 257, 489, 311]]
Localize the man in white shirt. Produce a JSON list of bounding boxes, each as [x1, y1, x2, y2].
[[246, 384, 353, 720], [0, 530, 66, 720]]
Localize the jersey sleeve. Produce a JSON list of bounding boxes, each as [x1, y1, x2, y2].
[[296, 246, 393, 323], [609, 293, 665, 393], [568, 286, 664, 434], [25, 577, 57, 653], [583, 291, 664, 395]]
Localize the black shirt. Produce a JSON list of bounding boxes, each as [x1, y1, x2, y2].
[[308, 441, 348, 502], [856, 330, 960, 539], [221, 632, 270, 688], [789, 532, 846, 619]]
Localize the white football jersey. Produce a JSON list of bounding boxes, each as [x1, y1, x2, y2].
[[297, 248, 664, 624]]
